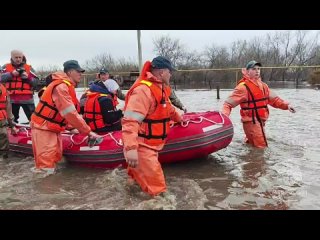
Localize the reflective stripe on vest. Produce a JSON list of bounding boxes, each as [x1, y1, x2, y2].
[[124, 78, 172, 145], [123, 110, 145, 123], [31, 79, 79, 132]]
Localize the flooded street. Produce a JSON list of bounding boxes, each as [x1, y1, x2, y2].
[[0, 89, 319, 210]]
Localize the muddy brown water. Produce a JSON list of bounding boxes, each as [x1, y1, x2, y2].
[[0, 89, 319, 209]]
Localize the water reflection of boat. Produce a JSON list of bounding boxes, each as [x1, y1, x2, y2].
[[9, 111, 233, 169]]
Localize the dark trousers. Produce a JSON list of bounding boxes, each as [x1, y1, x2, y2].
[[12, 103, 35, 123], [0, 126, 9, 158]]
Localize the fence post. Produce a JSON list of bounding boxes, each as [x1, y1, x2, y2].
[[235, 71, 238, 86], [217, 85, 220, 99]]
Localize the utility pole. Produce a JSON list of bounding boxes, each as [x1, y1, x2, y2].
[[137, 30, 142, 73]]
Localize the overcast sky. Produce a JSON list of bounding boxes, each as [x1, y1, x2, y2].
[[0, 30, 298, 70]]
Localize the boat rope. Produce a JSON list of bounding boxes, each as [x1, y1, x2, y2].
[[70, 134, 89, 145], [69, 132, 123, 147], [18, 127, 30, 137], [100, 132, 123, 146], [180, 112, 225, 128]]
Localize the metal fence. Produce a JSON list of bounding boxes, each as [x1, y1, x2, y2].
[[79, 65, 320, 89]]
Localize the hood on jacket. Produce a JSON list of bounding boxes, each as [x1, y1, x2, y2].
[[51, 71, 76, 86], [89, 81, 111, 95]]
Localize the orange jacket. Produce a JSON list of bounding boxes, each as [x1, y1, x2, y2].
[[125, 78, 172, 146], [0, 84, 8, 120], [238, 78, 269, 123], [83, 92, 114, 131], [222, 69, 290, 122], [31, 72, 90, 135], [5, 63, 33, 95], [122, 61, 182, 151]]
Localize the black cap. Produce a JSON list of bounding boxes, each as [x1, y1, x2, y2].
[[63, 60, 85, 73], [99, 68, 109, 74], [246, 60, 262, 70], [151, 56, 176, 71]]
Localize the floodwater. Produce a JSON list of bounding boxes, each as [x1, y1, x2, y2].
[[0, 89, 319, 210]]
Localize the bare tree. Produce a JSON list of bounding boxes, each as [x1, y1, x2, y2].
[[180, 51, 203, 69], [229, 40, 249, 67], [291, 31, 319, 85], [204, 44, 230, 68], [293, 30, 319, 65], [153, 35, 186, 67], [36, 64, 61, 78], [83, 53, 116, 73], [115, 57, 139, 72]]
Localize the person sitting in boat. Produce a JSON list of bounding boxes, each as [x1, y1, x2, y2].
[[83, 79, 123, 132], [87, 68, 187, 112], [122, 56, 183, 197], [91, 68, 126, 101]]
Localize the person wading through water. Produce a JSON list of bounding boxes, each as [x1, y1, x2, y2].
[[222, 60, 296, 148], [121, 56, 183, 196]]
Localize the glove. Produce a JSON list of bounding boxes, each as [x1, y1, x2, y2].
[[288, 105, 296, 113], [87, 131, 102, 147]]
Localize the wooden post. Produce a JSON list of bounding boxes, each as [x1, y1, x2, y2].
[[235, 71, 238, 86], [204, 71, 208, 89], [217, 85, 220, 99]]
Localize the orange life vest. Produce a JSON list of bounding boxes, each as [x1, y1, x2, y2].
[[31, 79, 80, 132], [0, 84, 8, 120], [5, 64, 33, 95], [113, 94, 119, 107], [124, 78, 172, 146], [83, 92, 115, 131], [238, 78, 269, 123]]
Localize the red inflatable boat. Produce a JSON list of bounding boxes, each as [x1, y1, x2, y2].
[[9, 111, 233, 169]]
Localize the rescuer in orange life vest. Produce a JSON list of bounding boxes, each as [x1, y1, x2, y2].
[[122, 56, 183, 196], [221, 60, 296, 148], [1, 50, 39, 124], [30, 60, 100, 175], [0, 68, 18, 159]]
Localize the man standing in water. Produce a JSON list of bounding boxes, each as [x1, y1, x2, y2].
[[0, 68, 18, 159], [222, 60, 296, 148], [1, 50, 38, 124], [122, 56, 182, 196], [31, 60, 100, 175]]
